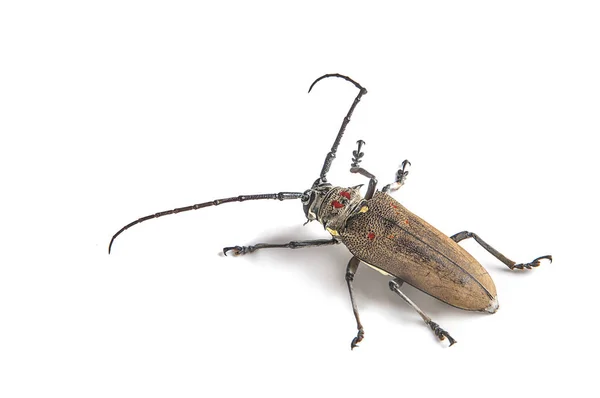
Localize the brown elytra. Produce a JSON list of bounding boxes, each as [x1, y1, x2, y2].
[[340, 191, 498, 313]]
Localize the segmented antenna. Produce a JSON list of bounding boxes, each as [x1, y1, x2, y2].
[[308, 73, 367, 185], [108, 192, 305, 254]]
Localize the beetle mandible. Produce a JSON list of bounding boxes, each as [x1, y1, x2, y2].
[[109, 73, 552, 349]]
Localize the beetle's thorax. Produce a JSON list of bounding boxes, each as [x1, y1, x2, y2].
[[304, 186, 366, 236]]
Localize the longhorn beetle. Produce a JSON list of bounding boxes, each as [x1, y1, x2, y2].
[[109, 73, 552, 349]]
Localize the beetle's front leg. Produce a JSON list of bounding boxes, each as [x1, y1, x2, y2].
[[350, 140, 378, 200], [389, 278, 457, 346], [223, 238, 338, 256], [382, 160, 411, 193]]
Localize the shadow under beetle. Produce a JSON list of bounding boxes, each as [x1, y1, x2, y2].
[[109, 73, 552, 349]]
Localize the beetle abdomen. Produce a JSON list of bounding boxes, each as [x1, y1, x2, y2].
[[340, 192, 498, 312]]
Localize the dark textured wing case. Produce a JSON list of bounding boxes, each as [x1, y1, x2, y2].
[[340, 191, 497, 311]]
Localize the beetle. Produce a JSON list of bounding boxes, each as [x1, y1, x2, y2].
[[109, 73, 552, 349]]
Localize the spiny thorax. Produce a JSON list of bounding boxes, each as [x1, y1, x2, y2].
[[317, 186, 366, 235]]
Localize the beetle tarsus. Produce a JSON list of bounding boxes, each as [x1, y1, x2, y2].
[[351, 140, 366, 168], [450, 231, 553, 272], [389, 278, 457, 347], [510, 255, 553, 270], [427, 321, 457, 347], [351, 329, 364, 350], [383, 159, 411, 193], [223, 246, 249, 256]]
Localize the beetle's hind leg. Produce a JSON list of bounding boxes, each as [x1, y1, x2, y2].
[[382, 160, 411, 193], [223, 238, 338, 256], [389, 278, 457, 346], [450, 231, 552, 270]]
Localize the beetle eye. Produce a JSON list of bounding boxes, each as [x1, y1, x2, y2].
[[301, 189, 313, 205]]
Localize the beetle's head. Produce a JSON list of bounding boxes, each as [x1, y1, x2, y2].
[[302, 184, 365, 234], [302, 183, 332, 223]]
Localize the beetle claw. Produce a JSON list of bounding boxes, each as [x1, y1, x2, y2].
[[441, 331, 457, 346], [428, 321, 456, 347], [223, 246, 246, 256], [511, 255, 553, 270], [350, 329, 364, 350]]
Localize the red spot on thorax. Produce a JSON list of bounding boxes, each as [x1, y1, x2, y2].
[[332, 200, 344, 209], [367, 232, 375, 240], [340, 191, 351, 199]]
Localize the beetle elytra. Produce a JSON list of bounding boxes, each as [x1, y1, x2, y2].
[[109, 73, 552, 349]]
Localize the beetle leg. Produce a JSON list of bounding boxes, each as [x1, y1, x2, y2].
[[351, 140, 366, 168], [450, 231, 553, 270], [222, 238, 338, 256], [350, 167, 378, 200], [345, 256, 365, 350], [349, 140, 378, 199], [389, 278, 457, 347], [382, 160, 411, 193]]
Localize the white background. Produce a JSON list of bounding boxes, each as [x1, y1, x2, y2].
[[1, 1, 598, 397]]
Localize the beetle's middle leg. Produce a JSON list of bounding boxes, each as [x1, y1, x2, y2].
[[389, 278, 457, 346], [350, 140, 378, 200], [223, 238, 338, 256], [450, 231, 552, 270], [345, 256, 365, 350]]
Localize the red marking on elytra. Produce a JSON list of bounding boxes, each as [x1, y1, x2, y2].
[[404, 220, 409, 225], [391, 204, 399, 209], [367, 232, 375, 240], [340, 191, 351, 199], [332, 200, 344, 209]]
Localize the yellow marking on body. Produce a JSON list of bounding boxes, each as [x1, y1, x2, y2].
[[363, 261, 392, 277], [326, 227, 339, 236], [359, 206, 369, 213]]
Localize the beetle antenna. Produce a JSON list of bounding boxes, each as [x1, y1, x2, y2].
[[308, 73, 368, 186], [108, 192, 305, 254]]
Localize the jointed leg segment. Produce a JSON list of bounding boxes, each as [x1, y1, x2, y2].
[[349, 141, 411, 198], [389, 278, 456, 346], [350, 140, 378, 200], [382, 160, 411, 193], [345, 256, 364, 349], [450, 231, 552, 270], [223, 238, 338, 256]]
